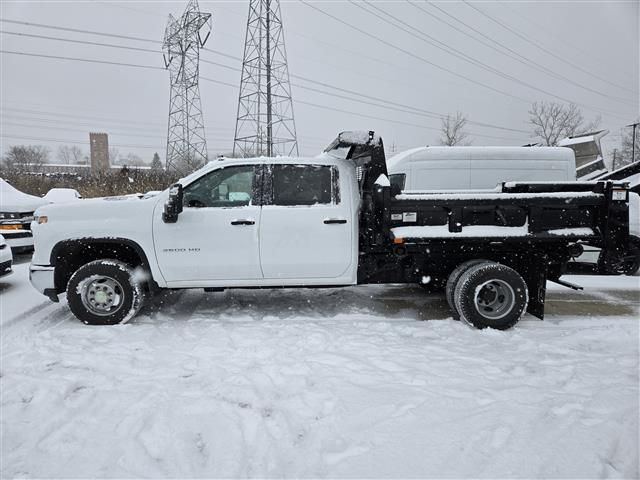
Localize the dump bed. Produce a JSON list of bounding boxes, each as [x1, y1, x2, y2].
[[388, 181, 628, 249]]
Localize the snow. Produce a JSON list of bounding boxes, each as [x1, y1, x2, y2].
[[392, 224, 595, 239], [0, 178, 48, 212], [396, 191, 602, 201], [547, 227, 595, 236], [338, 130, 381, 145], [374, 173, 390, 187], [42, 188, 82, 203], [1, 260, 638, 478], [392, 224, 530, 238]]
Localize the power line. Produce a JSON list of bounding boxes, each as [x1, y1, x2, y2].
[[0, 108, 338, 150], [3, 14, 632, 123], [0, 133, 163, 150], [0, 48, 522, 143], [503, 2, 637, 89], [0, 49, 164, 71], [463, 1, 636, 96], [0, 18, 561, 135], [299, 1, 534, 105], [1, 27, 482, 131], [355, 0, 629, 106], [1, 121, 238, 143], [408, 1, 635, 100], [2, 110, 235, 134], [0, 39, 528, 138], [0, 18, 157, 44]]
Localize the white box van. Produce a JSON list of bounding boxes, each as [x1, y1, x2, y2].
[[387, 146, 576, 191]]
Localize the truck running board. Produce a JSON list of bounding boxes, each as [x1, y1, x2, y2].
[[550, 278, 584, 291]]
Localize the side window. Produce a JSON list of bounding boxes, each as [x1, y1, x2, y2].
[[272, 165, 339, 206], [389, 173, 406, 191], [183, 165, 255, 208]]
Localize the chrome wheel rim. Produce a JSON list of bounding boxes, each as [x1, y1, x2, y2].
[[474, 279, 515, 320], [80, 275, 125, 316]]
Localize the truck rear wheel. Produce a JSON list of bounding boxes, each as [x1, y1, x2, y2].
[[67, 259, 145, 325], [446, 259, 488, 319], [453, 262, 528, 330], [598, 236, 640, 276]]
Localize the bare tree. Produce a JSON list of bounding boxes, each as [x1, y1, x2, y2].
[[440, 112, 471, 146], [57, 145, 84, 165], [124, 153, 144, 167], [528, 101, 601, 146], [109, 147, 120, 165], [2, 145, 50, 170]]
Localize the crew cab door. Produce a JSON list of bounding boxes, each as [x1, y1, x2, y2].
[[153, 164, 263, 284], [259, 163, 353, 280]]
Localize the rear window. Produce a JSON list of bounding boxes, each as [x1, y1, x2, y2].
[[272, 164, 336, 206]]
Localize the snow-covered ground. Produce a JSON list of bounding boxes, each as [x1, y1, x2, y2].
[[1, 258, 639, 478]]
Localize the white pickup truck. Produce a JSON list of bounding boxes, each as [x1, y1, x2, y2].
[[30, 132, 631, 329]]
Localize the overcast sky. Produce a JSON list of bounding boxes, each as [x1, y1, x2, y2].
[[1, 0, 638, 165]]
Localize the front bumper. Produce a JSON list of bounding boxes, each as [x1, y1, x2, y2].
[[29, 265, 58, 301], [1, 229, 34, 250]]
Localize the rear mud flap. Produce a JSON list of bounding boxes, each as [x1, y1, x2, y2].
[[523, 257, 547, 320]]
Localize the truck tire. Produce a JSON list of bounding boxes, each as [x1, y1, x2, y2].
[[67, 259, 145, 325], [453, 262, 528, 330], [446, 259, 488, 319], [598, 236, 640, 276]]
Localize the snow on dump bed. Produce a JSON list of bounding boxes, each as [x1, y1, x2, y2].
[[1, 263, 638, 478], [547, 227, 595, 236], [391, 224, 595, 239], [393, 224, 529, 238], [396, 191, 602, 201]]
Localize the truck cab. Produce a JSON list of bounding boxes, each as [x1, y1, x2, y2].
[[154, 156, 359, 287]]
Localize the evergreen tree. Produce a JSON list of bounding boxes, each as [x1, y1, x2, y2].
[[151, 152, 163, 170]]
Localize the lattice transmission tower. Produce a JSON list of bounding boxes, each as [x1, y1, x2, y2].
[[233, 0, 298, 158], [163, 0, 212, 174]]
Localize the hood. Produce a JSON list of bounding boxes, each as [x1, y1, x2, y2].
[[0, 179, 48, 212], [35, 192, 164, 222]]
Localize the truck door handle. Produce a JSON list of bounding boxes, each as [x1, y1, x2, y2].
[[324, 218, 347, 224], [231, 219, 255, 226]]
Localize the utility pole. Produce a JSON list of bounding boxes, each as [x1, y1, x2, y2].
[[163, 0, 212, 174], [627, 122, 639, 164], [233, 0, 298, 158]]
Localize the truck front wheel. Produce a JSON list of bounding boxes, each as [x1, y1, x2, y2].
[[453, 262, 528, 330], [67, 260, 145, 325]]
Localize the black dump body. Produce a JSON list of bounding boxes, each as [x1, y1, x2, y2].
[[326, 131, 631, 319]]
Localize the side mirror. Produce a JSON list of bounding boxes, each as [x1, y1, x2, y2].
[[162, 183, 183, 223], [390, 184, 402, 197]]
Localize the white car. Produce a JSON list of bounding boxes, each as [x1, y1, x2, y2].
[[0, 179, 48, 252], [43, 188, 82, 203], [0, 234, 13, 278]]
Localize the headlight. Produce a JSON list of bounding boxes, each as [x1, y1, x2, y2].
[[35, 215, 48, 224]]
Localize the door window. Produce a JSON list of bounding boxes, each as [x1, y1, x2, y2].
[[183, 165, 256, 208], [271, 164, 339, 206]]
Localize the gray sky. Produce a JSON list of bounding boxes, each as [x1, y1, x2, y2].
[[1, 0, 638, 165]]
